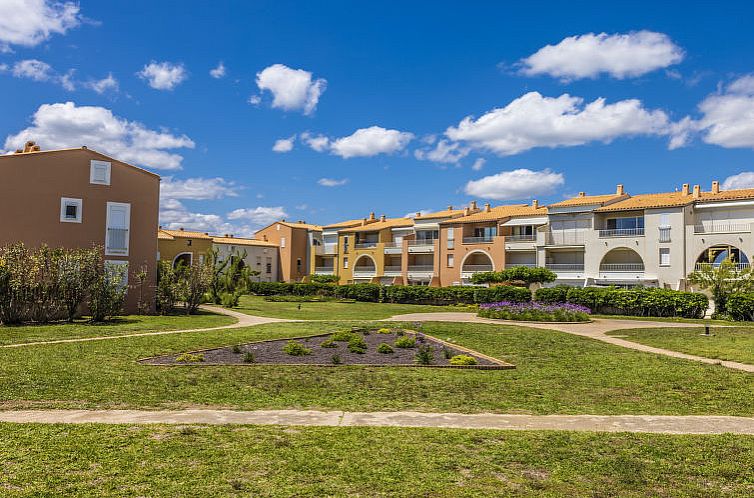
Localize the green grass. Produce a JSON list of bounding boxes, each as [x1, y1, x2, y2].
[[234, 295, 473, 320], [607, 326, 754, 365], [0, 424, 750, 497], [592, 314, 747, 325], [1, 321, 751, 415], [0, 310, 236, 346]]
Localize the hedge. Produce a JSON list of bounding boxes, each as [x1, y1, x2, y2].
[[470, 266, 557, 285], [534, 286, 708, 318], [246, 281, 531, 305], [726, 293, 754, 321]]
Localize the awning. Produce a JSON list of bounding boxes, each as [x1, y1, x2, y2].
[[501, 216, 548, 226]]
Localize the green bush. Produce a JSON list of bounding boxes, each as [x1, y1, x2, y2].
[[231, 345, 242, 354], [331, 331, 357, 342], [331, 354, 342, 365], [176, 353, 204, 363], [377, 343, 394, 354], [394, 336, 416, 348], [282, 340, 312, 356], [243, 352, 255, 363], [221, 291, 241, 308], [309, 274, 339, 284], [449, 354, 478, 366], [376, 327, 392, 334], [414, 344, 434, 365], [347, 336, 368, 354], [320, 339, 338, 348], [470, 266, 557, 285], [725, 292, 754, 321], [533, 285, 570, 304]]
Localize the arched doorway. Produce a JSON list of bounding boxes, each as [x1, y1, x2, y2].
[[461, 251, 494, 273], [599, 248, 644, 272], [696, 245, 750, 270], [353, 255, 377, 276], [173, 252, 192, 269]]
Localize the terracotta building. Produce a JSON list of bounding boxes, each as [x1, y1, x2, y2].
[[255, 220, 321, 282]]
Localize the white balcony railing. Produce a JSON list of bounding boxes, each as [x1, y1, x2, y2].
[[383, 265, 402, 272], [353, 267, 376, 276], [462, 236, 495, 244], [505, 234, 536, 242], [598, 228, 645, 238], [106, 228, 129, 255], [314, 266, 335, 274], [545, 231, 585, 246], [694, 222, 752, 234], [461, 264, 493, 272], [408, 265, 434, 272], [695, 262, 751, 271], [323, 243, 338, 254], [545, 263, 584, 272], [354, 242, 378, 249], [408, 239, 436, 246], [599, 263, 645, 272], [505, 263, 537, 268]]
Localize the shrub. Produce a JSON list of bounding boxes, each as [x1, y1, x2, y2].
[[377, 343, 394, 354], [725, 292, 754, 321], [376, 328, 392, 334], [478, 301, 591, 322], [442, 347, 453, 359], [470, 266, 557, 285], [176, 353, 204, 363], [449, 354, 478, 366], [309, 274, 339, 284], [331, 354, 342, 365], [414, 344, 434, 365], [394, 336, 416, 348], [331, 330, 357, 342], [534, 285, 570, 304], [243, 352, 255, 363], [282, 340, 312, 356], [320, 339, 338, 348], [687, 260, 754, 313], [347, 335, 368, 354], [88, 262, 128, 323], [231, 345, 242, 354], [221, 291, 241, 308], [333, 283, 381, 302]]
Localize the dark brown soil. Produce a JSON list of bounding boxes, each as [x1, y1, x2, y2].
[[141, 327, 512, 369]]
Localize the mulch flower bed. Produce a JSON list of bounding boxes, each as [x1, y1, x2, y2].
[[140, 327, 514, 370]]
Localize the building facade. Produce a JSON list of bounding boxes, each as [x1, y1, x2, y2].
[[0, 143, 160, 313], [255, 220, 321, 282], [212, 236, 279, 282]]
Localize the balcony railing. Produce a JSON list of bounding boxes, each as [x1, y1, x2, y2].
[[353, 267, 376, 275], [694, 222, 752, 234], [695, 262, 751, 271], [382, 241, 400, 248], [314, 266, 335, 274], [323, 243, 338, 254], [598, 228, 645, 238], [545, 231, 585, 246], [505, 263, 537, 268], [545, 263, 584, 272], [599, 263, 645, 272], [462, 236, 495, 244], [354, 242, 378, 249], [408, 265, 434, 272], [408, 239, 436, 246], [383, 265, 402, 272], [505, 234, 536, 242], [461, 264, 493, 272], [106, 228, 129, 255]]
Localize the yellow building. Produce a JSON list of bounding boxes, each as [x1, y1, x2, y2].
[[157, 228, 214, 267]]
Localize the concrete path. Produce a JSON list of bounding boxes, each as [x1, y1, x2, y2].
[[385, 312, 754, 373], [0, 305, 290, 349], [0, 409, 752, 434]]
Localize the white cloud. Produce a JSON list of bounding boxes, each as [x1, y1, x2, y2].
[[85, 73, 118, 94], [445, 92, 670, 156], [722, 172, 754, 190], [519, 31, 684, 80], [306, 126, 413, 158], [59, 69, 75, 91], [255, 63, 326, 115], [227, 206, 288, 226], [272, 136, 295, 153], [414, 139, 469, 164], [317, 178, 348, 187], [464, 168, 564, 200], [692, 76, 754, 149], [138, 61, 187, 90], [248, 94, 261, 105], [161, 177, 239, 201], [12, 59, 52, 81], [4, 102, 195, 170], [0, 0, 82, 51], [209, 61, 226, 79], [471, 158, 486, 171]]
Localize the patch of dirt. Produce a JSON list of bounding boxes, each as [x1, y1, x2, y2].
[[140, 328, 512, 369]]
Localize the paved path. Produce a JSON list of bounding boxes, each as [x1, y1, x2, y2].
[[0, 305, 289, 349], [0, 409, 752, 434], [385, 312, 754, 373]]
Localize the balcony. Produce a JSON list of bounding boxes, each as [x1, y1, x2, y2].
[[695, 262, 751, 271], [383, 265, 402, 275], [407, 265, 434, 274], [599, 263, 645, 272], [545, 231, 585, 246], [505, 263, 537, 268], [461, 264, 493, 272], [354, 242, 378, 249], [408, 239, 435, 253], [382, 241, 403, 254], [505, 234, 536, 242], [598, 228, 645, 238], [545, 263, 584, 272], [694, 222, 752, 234], [106, 228, 129, 256], [353, 268, 376, 278], [322, 243, 338, 254], [462, 236, 495, 244], [314, 266, 335, 274]]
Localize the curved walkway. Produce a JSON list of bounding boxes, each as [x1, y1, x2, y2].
[[0, 305, 290, 349], [385, 312, 754, 373], [0, 409, 752, 434]]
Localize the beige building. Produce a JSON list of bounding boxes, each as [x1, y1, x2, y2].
[[0, 142, 160, 313], [255, 220, 321, 282], [212, 236, 279, 282]]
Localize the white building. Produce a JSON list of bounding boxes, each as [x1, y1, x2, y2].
[[212, 236, 279, 282]]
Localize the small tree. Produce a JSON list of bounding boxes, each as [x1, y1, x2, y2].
[[178, 260, 213, 314], [156, 260, 180, 314], [88, 261, 128, 322], [57, 247, 100, 321], [470, 266, 557, 286], [687, 259, 754, 314], [133, 264, 151, 315], [207, 248, 258, 307]]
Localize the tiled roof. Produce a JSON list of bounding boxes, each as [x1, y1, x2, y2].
[[697, 188, 754, 203], [549, 193, 628, 208], [278, 221, 322, 231], [441, 204, 546, 224], [595, 192, 695, 212], [413, 208, 468, 220], [157, 230, 175, 240], [212, 236, 278, 247], [339, 217, 415, 233], [159, 229, 213, 240], [321, 218, 365, 229]]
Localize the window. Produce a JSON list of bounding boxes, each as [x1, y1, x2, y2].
[[90, 160, 111, 185], [343, 257, 349, 269], [256, 256, 262, 266], [276, 224, 281, 231], [280, 237, 286, 248], [659, 248, 671, 267], [187, 239, 192, 246], [105, 260, 129, 288], [447, 254, 454, 267], [446, 227, 454, 249], [296, 258, 302, 271], [266, 257, 272, 274], [105, 202, 130, 256], [60, 197, 82, 223], [606, 217, 644, 230]]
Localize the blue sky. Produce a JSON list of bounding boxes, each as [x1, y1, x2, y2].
[[2, 1, 754, 235]]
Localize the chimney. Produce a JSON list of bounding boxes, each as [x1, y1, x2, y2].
[[616, 184, 624, 195], [416, 212, 422, 218], [224, 234, 229, 237], [682, 183, 690, 195], [693, 184, 701, 198], [470, 201, 478, 210], [23, 141, 35, 153], [380, 214, 386, 222], [369, 212, 376, 221], [484, 203, 491, 213], [578, 192, 586, 197], [464, 207, 470, 216], [712, 180, 720, 194], [532, 199, 539, 209], [297, 220, 304, 224], [447, 205, 453, 210]]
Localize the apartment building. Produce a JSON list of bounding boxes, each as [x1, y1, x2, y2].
[[0, 142, 160, 313], [157, 228, 214, 267], [212, 235, 279, 282], [255, 220, 321, 282]]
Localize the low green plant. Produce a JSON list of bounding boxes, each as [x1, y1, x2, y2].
[[282, 340, 312, 356], [449, 354, 478, 366], [414, 344, 434, 365], [243, 352, 255, 363], [331, 331, 357, 342], [348, 336, 368, 354], [176, 353, 204, 363], [377, 343, 394, 354], [231, 345, 242, 354], [376, 328, 392, 334], [320, 339, 338, 348], [395, 336, 416, 348], [331, 354, 341, 365], [442, 347, 453, 359]]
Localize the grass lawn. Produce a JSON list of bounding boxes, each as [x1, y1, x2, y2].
[[607, 326, 754, 365], [592, 314, 747, 325], [0, 424, 751, 497], [1, 321, 751, 415], [234, 294, 473, 320], [0, 310, 236, 346]]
